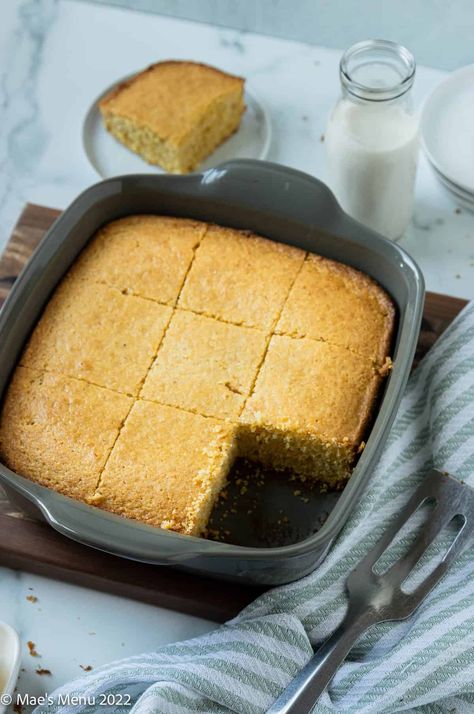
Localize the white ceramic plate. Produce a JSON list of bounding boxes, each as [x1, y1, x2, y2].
[[431, 165, 474, 212], [0, 622, 20, 714], [431, 161, 474, 200], [421, 65, 474, 194], [82, 76, 271, 179]]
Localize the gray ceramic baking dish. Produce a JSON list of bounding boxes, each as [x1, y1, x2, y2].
[[0, 160, 424, 585]]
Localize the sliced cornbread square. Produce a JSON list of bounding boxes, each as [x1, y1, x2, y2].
[[72, 215, 206, 304], [0, 367, 132, 501], [276, 255, 395, 364], [20, 276, 171, 396], [93, 401, 237, 535], [141, 310, 268, 419], [179, 226, 306, 329], [239, 335, 381, 483], [99, 61, 245, 174]]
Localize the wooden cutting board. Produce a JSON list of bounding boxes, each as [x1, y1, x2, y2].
[[0, 203, 469, 622]]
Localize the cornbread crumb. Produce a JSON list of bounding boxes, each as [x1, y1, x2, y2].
[[27, 641, 39, 657], [379, 356, 393, 376], [99, 61, 245, 174], [35, 668, 52, 676]]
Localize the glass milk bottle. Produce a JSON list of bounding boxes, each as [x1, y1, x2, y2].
[[325, 40, 419, 240]]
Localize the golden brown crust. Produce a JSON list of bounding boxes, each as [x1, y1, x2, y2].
[[70, 215, 207, 304], [20, 274, 172, 395], [99, 60, 244, 110], [141, 309, 268, 419], [276, 253, 396, 365], [240, 335, 380, 446], [179, 225, 306, 330], [0, 367, 132, 501], [92, 400, 237, 535]]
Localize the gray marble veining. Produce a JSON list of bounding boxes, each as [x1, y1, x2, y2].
[[0, 0, 57, 250]]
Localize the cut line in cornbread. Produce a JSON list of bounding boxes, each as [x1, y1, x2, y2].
[[141, 309, 268, 419], [179, 225, 306, 329], [99, 61, 246, 174], [20, 275, 172, 396], [239, 335, 382, 484], [92, 400, 238, 535], [0, 367, 132, 501], [276, 254, 395, 364], [71, 215, 207, 305]]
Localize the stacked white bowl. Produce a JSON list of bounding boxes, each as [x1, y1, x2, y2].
[[422, 65, 474, 211]]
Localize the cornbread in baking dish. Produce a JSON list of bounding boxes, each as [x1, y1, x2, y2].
[[178, 225, 305, 329], [20, 275, 172, 396], [275, 254, 394, 364], [141, 310, 268, 420], [0, 367, 132, 501], [0, 215, 395, 537], [91, 401, 237, 534], [239, 337, 382, 479], [99, 61, 245, 174], [71, 215, 206, 304]]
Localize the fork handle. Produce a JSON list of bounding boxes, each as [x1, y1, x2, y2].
[[267, 614, 372, 714]]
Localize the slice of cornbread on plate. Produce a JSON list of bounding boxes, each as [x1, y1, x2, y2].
[[239, 335, 381, 485], [92, 401, 237, 536], [72, 215, 207, 305], [179, 225, 306, 329], [20, 275, 172, 396], [141, 310, 268, 419], [99, 61, 245, 174], [276, 255, 395, 365], [0, 367, 132, 501]]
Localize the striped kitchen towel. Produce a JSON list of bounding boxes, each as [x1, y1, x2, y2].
[[36, 300, 474, 714]]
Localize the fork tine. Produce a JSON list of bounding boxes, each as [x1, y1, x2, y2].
[[349, 477, 438, 574], [391, 481, 473, 618], [396, 559, 450, 619], [383, 503, 461, 585], [348, 471, 469, 580], [398, 520, 471, 617]]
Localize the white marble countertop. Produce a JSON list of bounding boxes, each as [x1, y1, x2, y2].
[[1, 0, 473, 708]]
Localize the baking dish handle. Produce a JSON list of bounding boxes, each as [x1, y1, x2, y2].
[[1, 470, 222, 565], [200, 158, 344, 231]]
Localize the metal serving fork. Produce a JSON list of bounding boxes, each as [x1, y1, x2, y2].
[[268, 469, 474, 714]]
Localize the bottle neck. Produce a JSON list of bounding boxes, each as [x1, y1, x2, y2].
[[340, 39, 415, 105], [340, 83, 414, 113]]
